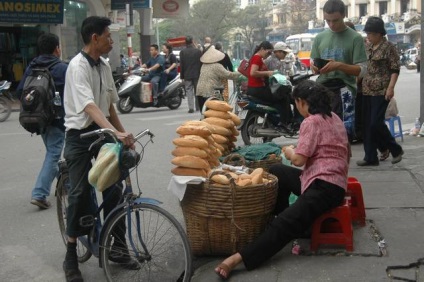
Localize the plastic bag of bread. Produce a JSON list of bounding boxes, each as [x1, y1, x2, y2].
[[88, 143, 121, 192]]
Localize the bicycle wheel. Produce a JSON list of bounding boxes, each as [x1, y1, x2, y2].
[[100, 203, 193, 282], [56, 168, 92, 263]]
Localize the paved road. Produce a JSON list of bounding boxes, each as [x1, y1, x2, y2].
[[0, 67, 420, 281]]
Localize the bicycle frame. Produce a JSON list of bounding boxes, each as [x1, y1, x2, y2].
[[75, 129, 161, 260]]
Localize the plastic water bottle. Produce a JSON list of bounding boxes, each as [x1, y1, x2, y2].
[[53, 91, 61, 106], [411, 117, 421, 136]]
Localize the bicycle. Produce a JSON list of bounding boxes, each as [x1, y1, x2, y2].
[[56, 128, 193, 281]]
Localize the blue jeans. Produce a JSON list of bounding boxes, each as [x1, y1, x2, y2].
[[32, 125, 65, 200], [141, 74, 161, 98]]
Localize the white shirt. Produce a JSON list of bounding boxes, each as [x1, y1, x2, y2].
[[64, 52, 118, 130]]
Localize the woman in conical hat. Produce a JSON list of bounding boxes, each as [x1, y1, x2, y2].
[[196, 45, 240, 113]]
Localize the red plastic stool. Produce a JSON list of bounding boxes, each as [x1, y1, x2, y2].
[[346, 180, 366, 226], [310, 201, 353, 252]]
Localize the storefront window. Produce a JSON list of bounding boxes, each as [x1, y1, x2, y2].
[[61, 1, 88, 61]]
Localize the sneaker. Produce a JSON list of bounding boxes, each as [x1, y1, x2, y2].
[[30, 198, 51, 209], [63, 261, 83, 282], [391, 150, 404, 164], [356, 160, 379, 166], [188, 109, 194, 113]]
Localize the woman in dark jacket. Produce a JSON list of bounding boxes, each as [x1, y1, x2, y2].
[[159, 43, 178, 93]]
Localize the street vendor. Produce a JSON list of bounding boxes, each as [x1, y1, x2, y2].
[[215, 80, 350, 279]]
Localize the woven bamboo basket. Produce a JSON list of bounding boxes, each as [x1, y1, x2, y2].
[[181, 170, 278, 256], [223, 153, 282, 172]]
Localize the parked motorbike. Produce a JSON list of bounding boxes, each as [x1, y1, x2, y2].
[[400, 52, 412, 67], [237, 73, 314, 145], [116, 68, 185, 114], [0, 80, 13, 122]]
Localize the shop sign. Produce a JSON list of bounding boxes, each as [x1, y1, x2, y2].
[[385, 23, 396, 35], [152, 0, 189, 19], [0, 0, 64, 24], [111, 0, 150, 10], [405, 16, 421, 29]]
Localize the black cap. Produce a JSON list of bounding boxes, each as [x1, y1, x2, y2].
[[364, 16, 386, 35], [185, 36, 193, 44]]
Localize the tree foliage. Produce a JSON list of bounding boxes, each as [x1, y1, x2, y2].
[[234, 4, 269, 55], [162, 0, 237, 45], [285, 0, 316, 34]]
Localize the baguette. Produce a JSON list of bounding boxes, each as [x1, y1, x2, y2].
[[205, 99, 233, 112], [176, 125, 211, 137], [171, 167, 208, 177], [171, 147, 208, 158], [204, 109, 231, 120], [211, 134, 229, 144], [203, 117, 234, 129], [211, 174, 230, 185], [229, 111, 241, 126], [173, 135, 209, 148], [252, 173, 263, 185], [237, 178, 252, 187], [171, 155, 210, 170]]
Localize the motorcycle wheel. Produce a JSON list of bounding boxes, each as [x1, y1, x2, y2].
[[0, 97, 12, 122], [167, 87, 184, 110], [241, 112, 274, 145], [116, 97, 134, 114]]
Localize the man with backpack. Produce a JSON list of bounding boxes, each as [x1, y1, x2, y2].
[[16, 33, 68, 210]]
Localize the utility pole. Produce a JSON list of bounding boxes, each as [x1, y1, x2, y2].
[[420, 0, 424, 122], [126, 3, 134, 71]]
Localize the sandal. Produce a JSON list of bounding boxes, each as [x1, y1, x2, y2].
[[379, 149, 390, 161], [215, 263, 231, 280]]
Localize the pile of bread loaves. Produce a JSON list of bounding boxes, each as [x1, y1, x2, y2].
[[210, 168, 268, 187], [171, 100, 241, 178]]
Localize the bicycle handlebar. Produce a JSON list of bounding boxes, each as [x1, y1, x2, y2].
[[80, 128, 154, 143]]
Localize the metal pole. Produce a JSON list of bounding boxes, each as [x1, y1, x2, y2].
[[156, 19, 160, 46], [420, 0, 424, 122], [126, 3, 134, 71]]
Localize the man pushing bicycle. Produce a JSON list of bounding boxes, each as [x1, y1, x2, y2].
[[62, 16, 135, 282]]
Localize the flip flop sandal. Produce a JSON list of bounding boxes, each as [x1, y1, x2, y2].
[[215, 263, 231, 280], [379, 150, 390, 161]]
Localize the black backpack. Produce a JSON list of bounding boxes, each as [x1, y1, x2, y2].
[[19, 62, 59, 135]]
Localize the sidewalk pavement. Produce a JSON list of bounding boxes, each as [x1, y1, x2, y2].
[[191, 134, 424, 282]]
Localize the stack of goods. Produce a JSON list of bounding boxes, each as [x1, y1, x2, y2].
[[210, 168, 267, 187], [171, 100, 241, 178], [171, 122, 218, 177], [202, 99, 241, 156]]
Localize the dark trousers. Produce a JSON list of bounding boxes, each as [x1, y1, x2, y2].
[[362, 95, 403, 163], [240, 164, 345, 270], [64, 124, 122, 238], [355, 85, 363, 140], [197, 96, 207, 114], [247, 86, 291, 125], [159, 69, 177, 92]]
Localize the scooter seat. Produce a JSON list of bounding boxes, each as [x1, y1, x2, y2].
[[246, 95, 275, 107]]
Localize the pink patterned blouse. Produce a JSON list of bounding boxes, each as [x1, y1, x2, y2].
[[295, 112, 349, 194]]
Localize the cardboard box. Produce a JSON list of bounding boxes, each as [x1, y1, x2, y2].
[[141, 82, 152, 103]]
